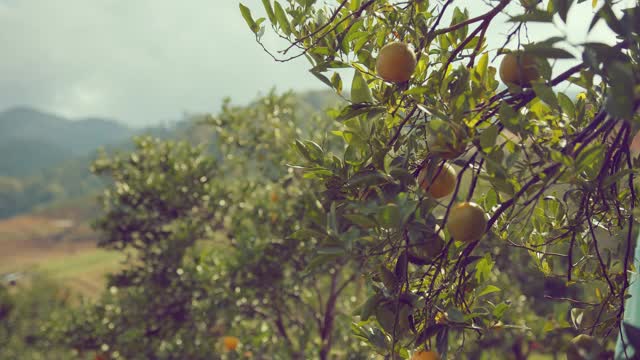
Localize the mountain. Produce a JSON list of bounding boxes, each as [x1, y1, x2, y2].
[[0, 90, 338, 219], [0, 107, 133, 177]]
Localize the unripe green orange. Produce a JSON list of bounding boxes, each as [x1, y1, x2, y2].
[[447, 202, 488, 242], [418, 162, 457, 199], [376, 42, 417, 83], [499, 52, 540, 87]]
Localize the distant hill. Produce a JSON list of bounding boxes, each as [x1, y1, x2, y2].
[[0, 107, 134, 177], [0, 90, 338, 219]]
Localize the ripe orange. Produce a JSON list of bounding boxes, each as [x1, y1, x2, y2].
[[447, 202, 488, 242], [499, 52, 540, 87], [418, 162, 457, 199], [270, 191, 279, 203], [376, 42, 417, 83], [412, 350, 441, 360], [222, 336, 240, 351]]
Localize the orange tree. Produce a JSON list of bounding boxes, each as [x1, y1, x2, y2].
[[240, 0, 640, 358], [44, 92, 372, 359]]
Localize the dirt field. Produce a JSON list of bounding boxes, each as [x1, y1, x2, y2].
[[0, 214, 123, 297]]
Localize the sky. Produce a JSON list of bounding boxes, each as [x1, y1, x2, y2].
[[0, 0, 634, 127]]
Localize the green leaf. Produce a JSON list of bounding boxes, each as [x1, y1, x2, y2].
[[478, 285, 501, 297], [311, 70, 335, 89], [557, 92, 576, 118], [480, 126, 499, 151], [351, 70, 373, 104], [379, 266, 399, 292], [335, 104, 386, 122], [261, 0, 276, 23], [602, 169, 635, 188], [377, 204, 401, 229], [605, 61, 635, 119], [358, 294, 382, 321], [239, 3, 259, 33], [273, 1, 292, 35], [509, 9, 554, 22], [476, 52, 488, 80], [493, 302, 510, 319], [475, 254, 495, 283], [331, 72, 343, 94], [532, 82, 559, 108], [575, 144, 604, 175], [499, 103, 522, 133], [523, 45, 574, 59], [553, 0, 574, 23], [303, 140, 324, 162], [344, 214, 378, 228], [295, 139, 311, 161], [394, 252, 408, 282], [590, 3, 624, 35], [346, 170, 388, 187]]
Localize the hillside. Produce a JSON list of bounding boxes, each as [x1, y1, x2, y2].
[[0, 90, 339, 220], [0, 107, 133, 177], [0, 107, 132, 154]]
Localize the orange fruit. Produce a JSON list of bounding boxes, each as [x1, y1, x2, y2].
[[270, 191, 279, 203], [499, 52, 540, 87], [222, 336, 240, 351], [412, 350, 441, 360], [376, 42, 417, 83], [447, 202, 488, 242], [418, 162, 457, 198]]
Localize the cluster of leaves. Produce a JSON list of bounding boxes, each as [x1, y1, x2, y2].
[[240, 0, 640, 357]]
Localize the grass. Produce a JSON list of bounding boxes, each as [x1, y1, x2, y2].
[[0, 210, 124, 298]]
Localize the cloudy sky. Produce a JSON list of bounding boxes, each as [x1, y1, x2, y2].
[[0, 0, 633, 127]]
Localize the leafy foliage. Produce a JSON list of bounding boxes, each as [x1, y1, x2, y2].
[[0, 276, 75, 359], [239, 0, 640, 357], [46, 92, 372, 359]]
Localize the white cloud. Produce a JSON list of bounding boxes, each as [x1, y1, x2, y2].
[[0, 0, 317, 126]]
